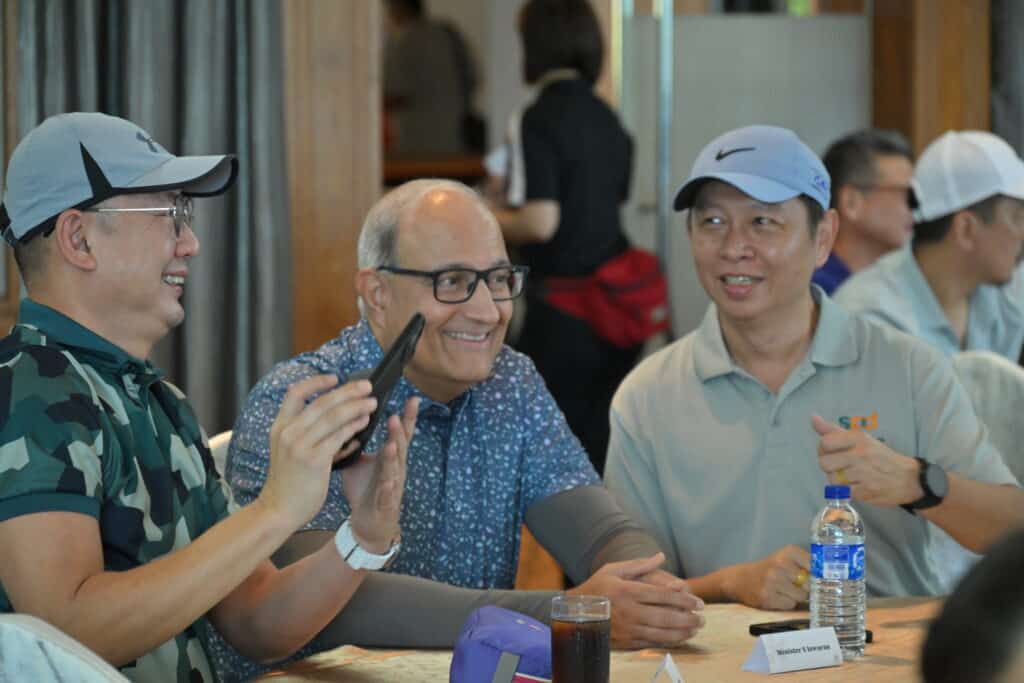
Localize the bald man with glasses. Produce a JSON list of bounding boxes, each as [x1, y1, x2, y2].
[[214, 178, 706, 681]]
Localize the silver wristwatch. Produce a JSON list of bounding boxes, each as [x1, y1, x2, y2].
[[334, 519, 400, 571]]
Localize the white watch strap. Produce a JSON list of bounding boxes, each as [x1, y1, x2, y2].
[[334, 519, 399, 571]]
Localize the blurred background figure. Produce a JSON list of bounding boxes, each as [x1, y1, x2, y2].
[[383, 0, 484, 159], [813, 129, 914, 295], [921, 528, 1024, 683], [492, 0, 642, 474]]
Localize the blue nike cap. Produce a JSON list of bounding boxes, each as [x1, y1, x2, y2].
[[673, 125, 830, 212]]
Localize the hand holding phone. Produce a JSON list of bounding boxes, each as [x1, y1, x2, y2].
[[332, 313, 425, 470]]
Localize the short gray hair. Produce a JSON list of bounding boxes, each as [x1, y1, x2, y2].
[[357, 178, 485, 268], [356, 179, 488, 315]]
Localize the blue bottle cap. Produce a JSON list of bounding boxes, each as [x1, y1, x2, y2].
[[825, 485, 851, 499]]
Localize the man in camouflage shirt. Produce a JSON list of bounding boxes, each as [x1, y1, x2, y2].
[[0, 113, 418, 682]]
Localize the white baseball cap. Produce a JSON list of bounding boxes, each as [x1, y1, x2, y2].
[[912, 130, 1024, 222]]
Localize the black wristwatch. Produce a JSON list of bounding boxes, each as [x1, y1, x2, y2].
[[900, 457, 948, 514]]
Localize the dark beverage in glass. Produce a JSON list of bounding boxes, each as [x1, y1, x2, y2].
[[550, 595, 610, 683], [551, 616, 610, 683]]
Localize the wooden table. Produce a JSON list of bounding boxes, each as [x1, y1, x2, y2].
[[260, 598, 938, 682]]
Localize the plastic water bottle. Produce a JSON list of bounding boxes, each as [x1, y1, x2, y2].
[[809, 484, 866, 660]]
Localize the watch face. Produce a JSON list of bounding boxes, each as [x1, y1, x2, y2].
[[924, 463, 949, 499]]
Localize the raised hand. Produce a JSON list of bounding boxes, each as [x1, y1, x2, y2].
[[342, 397, 420, 554], [259, 375, 376, 530], [812, 415, 922, 506]]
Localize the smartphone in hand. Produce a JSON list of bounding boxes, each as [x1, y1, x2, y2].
[[333, 313, 425, 470]]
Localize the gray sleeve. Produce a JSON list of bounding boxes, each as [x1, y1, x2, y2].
[[273, 531, 558, 649], [524, 485, 665, 584]]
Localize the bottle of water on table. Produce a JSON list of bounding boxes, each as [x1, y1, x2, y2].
[[809, 484, 865, 660]]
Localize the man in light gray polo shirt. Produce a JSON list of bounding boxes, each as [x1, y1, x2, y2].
[[833, 131, 1024, 360], [605, 125, 1024, 611]]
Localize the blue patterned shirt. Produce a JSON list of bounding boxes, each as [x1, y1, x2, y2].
[[228, 318, 599, 586]]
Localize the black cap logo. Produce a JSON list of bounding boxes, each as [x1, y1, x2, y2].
[[715, 147, 755, 161]]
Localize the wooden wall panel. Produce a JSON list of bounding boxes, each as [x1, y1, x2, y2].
[[874, 0, 990, 153], [285, 1, 381, 354], [1, 0, 20, 334]]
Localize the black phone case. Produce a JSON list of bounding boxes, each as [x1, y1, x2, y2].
[[332, 313, 425, 470]]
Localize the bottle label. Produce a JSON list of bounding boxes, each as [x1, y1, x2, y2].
[[810, 543, 865, 580]]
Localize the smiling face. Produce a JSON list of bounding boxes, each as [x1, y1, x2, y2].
[[370, 188, 513, 403], [689, 181, 835, 330], [84, 191, 198, 358]]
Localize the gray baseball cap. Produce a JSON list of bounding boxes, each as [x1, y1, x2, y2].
[[673, 125, 830, 213], [1, 112, 237, 245]]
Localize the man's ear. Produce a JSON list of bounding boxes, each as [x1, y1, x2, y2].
[[814, 208, 840, 268], [837, 185, 863, 222], [950, 210, 981, 252], [356, 268, 390, 320], [52, 210, 97, 271]]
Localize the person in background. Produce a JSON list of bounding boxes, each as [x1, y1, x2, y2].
[[216, 179, 705, 680], [921, 528, 1024, 683], [605, 125, 1024, 612], [492, 0, 643, 474], [812, 129, 914, 294], [383, 0, 482, 158], [833, 130, 1024, 360], [0, 112, 416, 682]]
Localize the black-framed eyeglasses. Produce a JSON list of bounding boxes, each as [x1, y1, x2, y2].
[[378, 265, 530, 304], [83, 194, 194, 239]]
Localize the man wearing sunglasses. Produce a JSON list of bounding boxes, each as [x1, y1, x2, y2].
[[0, 112, 416, 681], [219, 178, 705, 679], [834, 130, 1024, 361]]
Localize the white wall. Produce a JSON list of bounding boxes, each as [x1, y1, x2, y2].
[[622, 14, 871, 338]]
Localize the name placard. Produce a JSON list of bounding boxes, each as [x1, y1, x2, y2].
[[649, 653, 686, 682], [741, 627, 842, 674]]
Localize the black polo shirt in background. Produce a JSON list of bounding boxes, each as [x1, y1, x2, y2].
[[506, 77, 633, 277]]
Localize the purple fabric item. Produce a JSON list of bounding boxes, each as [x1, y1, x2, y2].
[[450, 607, 552, 683]]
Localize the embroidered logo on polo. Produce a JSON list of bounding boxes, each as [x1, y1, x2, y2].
[[715, 147, 756, 161], [837, 411, 887, 442], [839, 411, 877, 431]]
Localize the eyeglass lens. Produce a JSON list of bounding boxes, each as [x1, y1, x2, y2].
[[434, 267, 524, 303]]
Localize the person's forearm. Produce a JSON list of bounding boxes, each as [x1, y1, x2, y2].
[[271, 530, 558, 649], [921, 478, 1024, 552], [491, 201, 559, 245], [526, 486, 665, 583], [685, 569, 732, 603], [316, 572, 559, 648], [213, 537, 367, 662], [55, 499, 294, 667]]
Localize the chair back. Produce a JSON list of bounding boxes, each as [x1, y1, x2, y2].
[[208, 430, 233, 477]]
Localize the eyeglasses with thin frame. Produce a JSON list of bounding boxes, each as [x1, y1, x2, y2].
[[83, 194, 194, 239], [377, 264, 529, 304]]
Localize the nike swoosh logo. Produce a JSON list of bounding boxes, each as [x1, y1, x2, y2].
[[715, 147, 756, 161]]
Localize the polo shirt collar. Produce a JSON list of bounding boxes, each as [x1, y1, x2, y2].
[[17, 298, 160, 378], [693, 285, 859, 382]]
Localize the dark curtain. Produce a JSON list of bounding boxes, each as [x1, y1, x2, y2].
[[14, 0, 292, 433], [992, 0, 1024, 156]]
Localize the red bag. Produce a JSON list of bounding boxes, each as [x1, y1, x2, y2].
[[542, 247, 670, 348]]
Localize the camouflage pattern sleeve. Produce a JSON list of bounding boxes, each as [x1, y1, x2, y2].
[[0, 346, 106, 521]]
